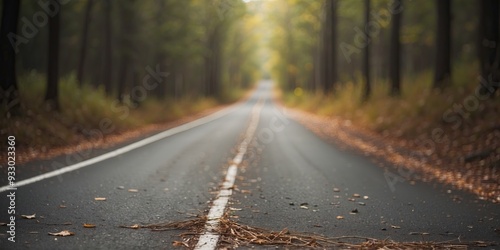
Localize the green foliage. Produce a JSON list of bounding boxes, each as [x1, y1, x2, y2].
[[284, 61, 499, 137], [2, 71, 220, 149]]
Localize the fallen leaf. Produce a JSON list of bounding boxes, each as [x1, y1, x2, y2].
[[333, 188, 340, 192], [229, 207, 242, 211], [59, 205, 67, 208], [120, 224, 141, 229], [410, 232, 430, 235], [350, 208, 359, 214], [353, 193, 361, 198], [363, 196, 369, 200], [300, 205, 309, 209], [348, 198, 355, 202], [172, 241, 189, 247], [336, 216, 344, 220], [83, 223, 96, 228], [241, 190, 252, 194], [94, 197, 106, 201], [21, 214, 36, 219], [358, 202, 366, 206], [128, 189, 139, 193], [117, 186, 125, 190], [48, 230, 74, 237], [391, 225, 401, 229]]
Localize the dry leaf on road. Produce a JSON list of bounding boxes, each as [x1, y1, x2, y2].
[[21, 214, 36, 219], [172, 241, 189, 247], [94, 197, 106, 201], [120, 224, 141, 229], [128, 189, 139, 193], [83, 223, 96, 228], [336, 216, 344, 220], [48, 230, 75, 237]]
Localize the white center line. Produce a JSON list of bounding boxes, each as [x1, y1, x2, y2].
[[194, 100, 264, 250]]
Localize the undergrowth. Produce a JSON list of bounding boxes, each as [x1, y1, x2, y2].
[[282, 62, 500, 138], [0, 71, 234, 154]]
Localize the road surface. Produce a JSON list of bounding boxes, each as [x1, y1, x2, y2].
[[0, 81, 499, 249]]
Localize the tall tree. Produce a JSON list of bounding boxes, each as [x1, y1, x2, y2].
[[321, 0, 337, 93], [389, 0, 402, 96], [45, 2, 61, 110], [0, 0, 21, 115], [77, 0, 94, 86], [362, 0, 371, 101], [330, 0, 338, 90], [434, 0, 451, 89], [103, 0, 113, 95], [205, 23, 223, 97], [117, 0, 136, 102], [284, 4, 297, 92], [478, 0, 499, 96]]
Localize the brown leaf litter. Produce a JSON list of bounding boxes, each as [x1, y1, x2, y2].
[[120, 214, 493, 249], [287, 108, 500, 203]]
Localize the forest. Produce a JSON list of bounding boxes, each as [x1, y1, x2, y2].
[[1, 0, 261, 152], [1, 0, 500, 249], [1, 0, 499, 181]]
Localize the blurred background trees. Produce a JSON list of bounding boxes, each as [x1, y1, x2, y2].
[[1, 0, 261, 115], [269, 0, 499, 100]]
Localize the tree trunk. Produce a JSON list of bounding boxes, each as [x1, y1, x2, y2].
[[117, 0, 135, 102], [389, 0, 402, 96], [116, 58, 129, 103], [434, 0, 451, 89], [322, 0, 332, 93], [362, 0, 371, 101], [283, 4, 296, 92], [103, 0, 113, 95], [45, 2, 61, 111], [0, 0, 21, 115], [205, 24, 222, 97], [330, 0, 338, 90], [478, 0, 499, 96], [77, 0, 94, 86]]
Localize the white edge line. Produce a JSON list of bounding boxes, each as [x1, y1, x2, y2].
[[0, 104, 240, 193]]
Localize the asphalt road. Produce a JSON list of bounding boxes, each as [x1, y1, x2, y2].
[[0, 81, 499, 249]]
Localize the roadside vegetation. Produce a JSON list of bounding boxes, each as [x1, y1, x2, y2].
[[283, 63, 500, 138]]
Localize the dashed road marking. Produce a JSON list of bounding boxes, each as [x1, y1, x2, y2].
[[194, 100, 264, 250]]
